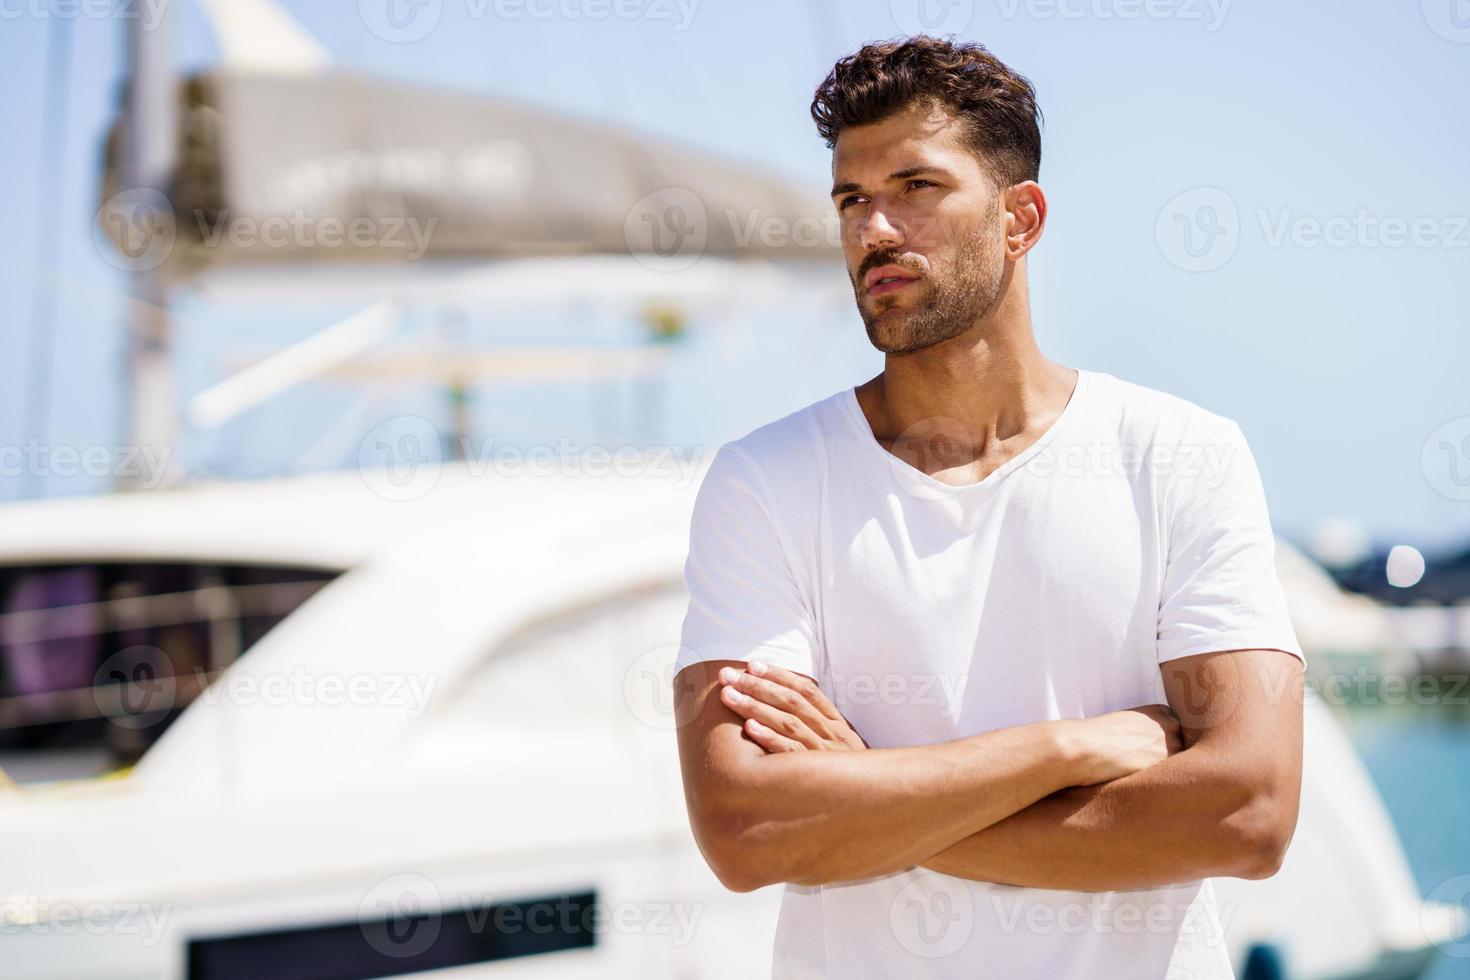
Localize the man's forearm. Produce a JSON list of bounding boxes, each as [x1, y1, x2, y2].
[[691, 719, 1094, 891], [920, 746, 1286, 891]]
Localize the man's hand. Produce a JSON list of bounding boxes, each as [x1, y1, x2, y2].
[[717, 660, 867, 752], [1058, 705, 1185, 784], [719, 662, 1183, 785]]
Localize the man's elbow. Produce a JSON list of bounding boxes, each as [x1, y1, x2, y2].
[[688, 793, 790, 893], [1219, 788, 1298, 880]]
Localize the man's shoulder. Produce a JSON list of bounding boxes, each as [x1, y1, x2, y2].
[[1087, 369, 1240, 445], [719, 388, 851, 470], [698, 389, 851, 509]]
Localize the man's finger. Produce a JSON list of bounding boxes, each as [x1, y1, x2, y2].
[[722, 667, 828, 733], [748, 660, 846, 722], [720, 682, 821, 749], [743, 717, 804, 753]]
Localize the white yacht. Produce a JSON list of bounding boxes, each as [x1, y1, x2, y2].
[[0, 462, 1460, 979]]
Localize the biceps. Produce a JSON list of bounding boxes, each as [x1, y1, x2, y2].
[[1161, 648, 1304, 782], [674, 661, 765, 819]]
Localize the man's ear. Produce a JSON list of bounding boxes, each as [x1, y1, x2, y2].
[[1004, 180, 1047, 260]]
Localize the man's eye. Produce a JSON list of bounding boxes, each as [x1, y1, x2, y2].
[[908, 179, 935, 190], [838, 195, 865, 210]]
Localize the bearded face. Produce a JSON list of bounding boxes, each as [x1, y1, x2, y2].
[[831, 102, 1014, 356], [850, 202, 1006, 355]]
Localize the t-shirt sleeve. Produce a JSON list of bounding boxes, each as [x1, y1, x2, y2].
[[1157, 420, 1304, 665], [674, 445, 820, 679]]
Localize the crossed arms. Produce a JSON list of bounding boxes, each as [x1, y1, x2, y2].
[[673, 648, 1303, 893]]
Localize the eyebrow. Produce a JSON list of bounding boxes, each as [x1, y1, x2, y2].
[[830, 166, 952, 199]]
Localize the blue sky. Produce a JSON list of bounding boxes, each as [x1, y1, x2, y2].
[[2, 0, 1468, 552]]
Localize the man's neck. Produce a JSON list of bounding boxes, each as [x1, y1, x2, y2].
[[854, 299, 1077, 478]]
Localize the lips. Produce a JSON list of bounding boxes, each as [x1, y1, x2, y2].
[[863, 264, 920, 297], [867, 277, 916, 298]]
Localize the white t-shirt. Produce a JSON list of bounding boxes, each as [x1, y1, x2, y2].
[[675, 367, 1304, 979]]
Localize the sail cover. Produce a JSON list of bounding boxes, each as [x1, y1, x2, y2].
[[100, 69, 840, 274]]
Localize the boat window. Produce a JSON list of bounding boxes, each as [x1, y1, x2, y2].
[[0, 561, 338, 782]]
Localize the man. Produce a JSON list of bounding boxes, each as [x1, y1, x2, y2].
[[672, 35, 1304, 979]]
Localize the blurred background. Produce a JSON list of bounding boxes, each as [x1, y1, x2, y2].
[[0, 1, 1467, 978]]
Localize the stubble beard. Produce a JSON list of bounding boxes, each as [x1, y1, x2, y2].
[[856, 227, 1005, 356]]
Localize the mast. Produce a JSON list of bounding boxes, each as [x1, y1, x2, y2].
[[119, 4, 179, 489]]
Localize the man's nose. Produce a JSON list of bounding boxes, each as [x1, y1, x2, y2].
[[857, 205, 903, 252]]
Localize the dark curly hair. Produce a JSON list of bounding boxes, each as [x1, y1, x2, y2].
[[811, 36, 1043, 188]]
